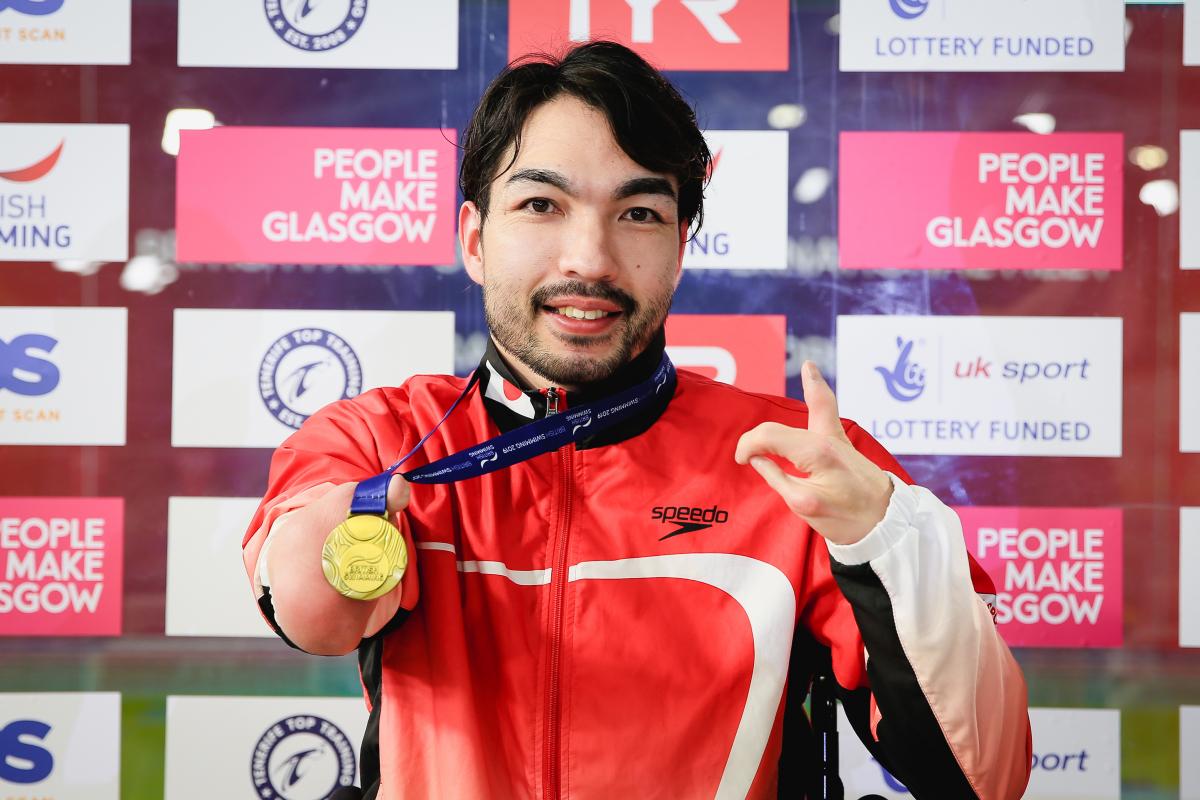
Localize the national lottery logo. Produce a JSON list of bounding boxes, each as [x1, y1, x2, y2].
[[259, 327, 363, 430], [874, 336, 926, 402], [888, 0, 928, 19], [250, 714, 357, 800], [265, 0, 367, 52], [0, 0, 65, 16]]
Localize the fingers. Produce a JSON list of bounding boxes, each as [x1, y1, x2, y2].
[[387, 474, 411, 514], [748, 457, 822, 519], [735, 421, 833, 473], [801, 361, 845, 440]]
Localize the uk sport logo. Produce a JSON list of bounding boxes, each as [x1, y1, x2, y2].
[[258, 327, 363, 430], [0, 0, 65, 16], [875, 336, 926, 402], [250, 714, 356, 800], [264, 0, 367, 52]]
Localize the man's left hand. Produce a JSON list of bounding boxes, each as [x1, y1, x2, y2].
[[735, 360, 893, 546]]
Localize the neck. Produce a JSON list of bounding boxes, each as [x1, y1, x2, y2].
[[491, 333, 665, 396]]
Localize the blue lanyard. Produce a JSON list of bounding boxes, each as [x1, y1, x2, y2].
[[349, 353, 676, 515]]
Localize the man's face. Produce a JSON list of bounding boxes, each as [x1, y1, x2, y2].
[[460, 94, 686, 388]]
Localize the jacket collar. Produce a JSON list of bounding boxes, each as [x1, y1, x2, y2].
[[476, 329, 674, 449]]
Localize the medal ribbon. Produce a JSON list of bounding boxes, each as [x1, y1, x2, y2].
[[349, 353, 676, 515]]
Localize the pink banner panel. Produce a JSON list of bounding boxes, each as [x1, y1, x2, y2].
[[959, 506, 1122, 648], [839, 132, 1123, 270], [508, 0, 789, 71], [665, 314, 787, 396], [0, 497, 124, 637], [176, 127, 458, 266]]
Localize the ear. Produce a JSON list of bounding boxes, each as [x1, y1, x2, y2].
[[460, 200, 485, 286], [674, 220, 689, 288]]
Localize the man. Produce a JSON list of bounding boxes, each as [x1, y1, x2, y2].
[[243, 41, 1031, 800]]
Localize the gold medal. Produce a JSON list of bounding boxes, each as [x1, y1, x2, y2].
[[321, 513, 408, 601]]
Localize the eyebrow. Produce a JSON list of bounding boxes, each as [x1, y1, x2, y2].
[[505, 168, 677, 204]]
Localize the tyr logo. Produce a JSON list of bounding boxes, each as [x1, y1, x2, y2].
[[568, 0, 742, 44]]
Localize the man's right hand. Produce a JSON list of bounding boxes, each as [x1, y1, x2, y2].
[[265, 477, 414, 656]]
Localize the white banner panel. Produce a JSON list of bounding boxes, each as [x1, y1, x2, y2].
[[1184, 132, 1200, 270], [835, 315, 1122, 456], [1184, 314, 1200, 452], [166, 497, 272, 638], [0, 692, 120, 798], [178, 0, 458, 69], [0, 307, 126, 445], [1182, 508, 1200, 648], [839, 0, 1125, 72], [0, 124, 129, 262], [839, 705, 1119, 799], [172, 308, 454, 449], [165, 695, 367, 800], [0, 0, 130, 65], [1187, 0, 1200, 67], [683, 130, 787, 270], [1184, 706, 1200, 798]]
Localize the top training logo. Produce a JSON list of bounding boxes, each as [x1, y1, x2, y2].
[[258, 327, 363, 430], [265, 0, 367, 52], [0, 0, 64, 15], [875, 336, 926, 402], [889, 0, 929, 19], [250, 714, 356, 800]]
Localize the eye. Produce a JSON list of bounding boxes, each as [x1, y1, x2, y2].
[[524, 198, 555, 214], [623, 207, 664, 224]]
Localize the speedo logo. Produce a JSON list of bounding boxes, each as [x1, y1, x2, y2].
[[652, 504, 730, 540]]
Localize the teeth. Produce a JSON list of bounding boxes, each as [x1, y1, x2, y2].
[[555, 306, 610, 320]]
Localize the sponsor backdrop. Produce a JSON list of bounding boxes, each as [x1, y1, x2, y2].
[[838, 0, 1125, 72], [838, 706, 1121, 799], [176, 127, 458, 266], [164, 695, 366, 799], [1186, 131, 1199, 270], [0, 124, 130, 263], [1185, 314, 1200, 453], [0, 692, 121, 799], [171, 308, 455, 448], [508, 0, 790, 71], [960, 507, 1122, 648], [839, 132, 1123, 271], [0, 306, 127, 445], [0, 0, 131, 65], [834, 315, 1122, 457], [177, 0, 459, 69], [1182, 508, 1200, 648], [1188, 0, 1200, 67], [165, 496, 270, 638], [1, 2, 1198, 799]]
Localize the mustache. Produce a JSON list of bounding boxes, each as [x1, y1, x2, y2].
[[530, 281, 637, 315]]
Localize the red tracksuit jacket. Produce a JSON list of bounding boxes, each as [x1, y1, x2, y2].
[[243, 336, 1032, 799]]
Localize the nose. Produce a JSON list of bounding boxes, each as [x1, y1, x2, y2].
[[556, 210, 618, 283]]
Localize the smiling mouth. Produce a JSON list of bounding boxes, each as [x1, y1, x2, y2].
[[545, 305, 617, 321]]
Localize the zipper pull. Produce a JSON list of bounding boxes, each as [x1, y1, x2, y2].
[[546, 387, 560, 416]]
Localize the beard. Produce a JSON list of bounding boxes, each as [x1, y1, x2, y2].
[[483, 276, 674, 386]]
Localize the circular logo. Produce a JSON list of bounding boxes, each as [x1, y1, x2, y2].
[[251, 715, 357, 800], [889, 0, 929, 19], [259, 327, 363, 430], [264, 0, 367, 52]]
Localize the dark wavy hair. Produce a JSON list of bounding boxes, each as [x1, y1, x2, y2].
[[459, 40, 711, 235]]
